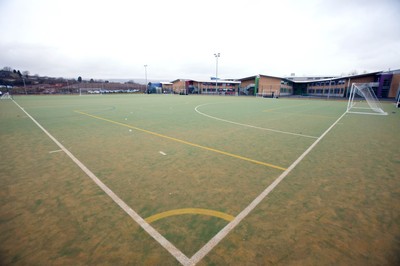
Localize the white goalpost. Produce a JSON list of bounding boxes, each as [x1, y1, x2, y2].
[[0, 92, 12, 100], [256, 90, 275, 98], [256, 85, 279, 98], [346, 83, 387, 115]]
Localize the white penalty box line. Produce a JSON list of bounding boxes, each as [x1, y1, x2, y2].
[[12, 100, 191, 265], [194, 103, 318, 139]]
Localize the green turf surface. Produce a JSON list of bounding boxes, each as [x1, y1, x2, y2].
[[0, 94, 399, 265]]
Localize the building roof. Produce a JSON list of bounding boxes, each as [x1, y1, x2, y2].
[[285, 75, 338, 82], [171, 79, 240, 84], [193, 79, 240, 84], [237, 74, 286, 81], [291, 71, 382, 83]]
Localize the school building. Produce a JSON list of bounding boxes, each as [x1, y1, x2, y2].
[[171, 79, 240, 95], [292, 70, 400, 98], [168, 69, 400, 99], [237, 74, 293, 97]]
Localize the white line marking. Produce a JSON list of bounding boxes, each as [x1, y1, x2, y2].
[[194, 103, 318, 139], [159, 151, 167, 156], [187, 111, 348, 265], [49, 149, 63, 153], [12, 100, 190, 265]]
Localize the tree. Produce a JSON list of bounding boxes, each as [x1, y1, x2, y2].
[[348, 70, 358, 76], [2, 66, 12, 72], [78, 76, 82, 82], [22, 70, 30, 77]]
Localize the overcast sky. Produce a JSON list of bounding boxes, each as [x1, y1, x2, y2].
[[0, 0, 399, 82]]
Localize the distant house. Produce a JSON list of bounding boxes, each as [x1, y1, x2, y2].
[[237, 75, 293, 97], [171, 79, 240, 95], [146, 82, 162, 94], [160, 82, 173, 93], [146, 82, 174, 94]]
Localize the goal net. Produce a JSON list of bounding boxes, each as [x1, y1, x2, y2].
[[256, 91, 276, 98], [0, 92, 12, 100], [346, 83, 387, 115], [256, 85, 280, 98]]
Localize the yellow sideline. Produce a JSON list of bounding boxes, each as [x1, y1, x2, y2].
[[75, 110, 287, 171], [145, 208, 235, 223]]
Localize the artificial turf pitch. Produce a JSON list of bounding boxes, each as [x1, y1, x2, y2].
[[0, 94, 399, 265]]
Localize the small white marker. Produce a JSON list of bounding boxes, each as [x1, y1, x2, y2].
[[125, 118, 127, 120], [129, 129, 132, 132], [159, 151, 167, 156], [49, 149, 63, 154]]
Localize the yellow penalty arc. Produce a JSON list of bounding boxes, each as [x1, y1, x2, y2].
[[145, 208, 235, 223]]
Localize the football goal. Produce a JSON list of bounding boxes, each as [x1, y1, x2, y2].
[[256, 85, 280, 98], [0, 92, 12, 100], [256, 91, 277, 98], [346, 83, 387, 115]]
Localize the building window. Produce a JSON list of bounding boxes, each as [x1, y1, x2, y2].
[[383, 79, 390, 86]]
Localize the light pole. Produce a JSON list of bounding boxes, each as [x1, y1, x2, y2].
[[144, 64, 148, 93], [214, 53, 220, 94]]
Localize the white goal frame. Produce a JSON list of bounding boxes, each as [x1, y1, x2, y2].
[[0, 92, 12, 100], [346, 83, 387, 115], [256, 88, 278, 98]]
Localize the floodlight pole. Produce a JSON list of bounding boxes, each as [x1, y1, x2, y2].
[[214, 53, 220, 94], [144, 64, 148, 93]]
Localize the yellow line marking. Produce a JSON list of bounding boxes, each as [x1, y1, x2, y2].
[[145, 208, 235, 223], [75, 111, 287, 171]]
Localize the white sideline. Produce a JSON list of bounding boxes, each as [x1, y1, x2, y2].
[[194, 103, 318, 139], [12, 100, 190, 265], [187, 111, 348, 265]]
